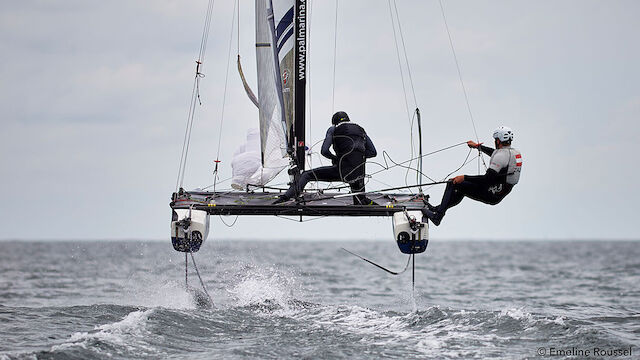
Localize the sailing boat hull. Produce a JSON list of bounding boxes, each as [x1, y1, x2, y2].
[[171, 208, 210, 253]]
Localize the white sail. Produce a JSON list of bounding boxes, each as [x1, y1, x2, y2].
[[231, 128, 284, 189], [231, 0, 293, 189], [271, 0, 296, 151]]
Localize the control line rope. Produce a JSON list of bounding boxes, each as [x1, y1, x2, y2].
[[368, 141, 467, 177]]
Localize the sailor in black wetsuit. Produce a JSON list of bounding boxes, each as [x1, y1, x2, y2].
[[422, 126, 522, 225], [274, 111, 378, 205]]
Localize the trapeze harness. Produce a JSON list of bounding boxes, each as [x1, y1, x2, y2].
[[437, 145, 522, 215], [282, 122, 377, 204]]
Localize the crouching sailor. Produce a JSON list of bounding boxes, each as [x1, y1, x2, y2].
[[422, 126, 522, 225], [274, 111, 378, 205]]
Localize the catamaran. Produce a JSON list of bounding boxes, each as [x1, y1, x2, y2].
[[169, 1, 484, 290]]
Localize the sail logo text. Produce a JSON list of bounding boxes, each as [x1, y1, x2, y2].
[[297, 0, 306, 80]]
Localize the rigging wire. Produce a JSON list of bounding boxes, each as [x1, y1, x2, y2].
[[437, 0, 487, 171], [387, 13, 415, 179], [387, 1, 423, 195], [175, 0, 217, 192], [275, 214, 329, 223], [307, 0, 314, 169], [387, 0, 413, 123], [392, 0, 418, 108], [213, 0, 238, 192], [176, 79, 200, 191], [331, 0, 339, 112]]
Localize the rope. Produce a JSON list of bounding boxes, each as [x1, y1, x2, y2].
[[368, 141, 467, 177], [392, 0, 418, 108], [214, 0, 238, 164], [388, 0, 413, 122], [387, 0, 416, 192], [176, 78, 199, 191], [175, 0, 216, 192], [331, 0, 339, 112], [437, 0, 487, 171], [307, 0, 314, 166], [298, 180, 449, 204], [218, 214, 239, 227]]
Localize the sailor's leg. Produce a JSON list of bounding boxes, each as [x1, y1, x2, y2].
[[280, 170, 314, 200], [304, 166, 342, 184], [465, 183, 512, 205], [423, 181, 470, 225], [284, 166, 341, 197], [437, 181, 466, 214], [349, 178, 369, 205], [442, 178, 500, 212]]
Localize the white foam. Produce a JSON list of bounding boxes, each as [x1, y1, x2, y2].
[[305, 305, 443, 351], [51, 309, 155, 354], [552, 316, 566, 325], [121, 278, 196, 310], [500, 307, 533, 321], [228, 266, 299, 315]]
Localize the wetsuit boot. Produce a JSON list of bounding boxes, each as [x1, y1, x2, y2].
[[421, 208, 443, 226]]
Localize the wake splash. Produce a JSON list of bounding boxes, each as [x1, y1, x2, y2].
[[219, 261, 583, 358], [227, 265, 307, 315], [46, 308, 160, 358]]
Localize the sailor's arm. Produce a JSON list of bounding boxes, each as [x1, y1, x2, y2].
[[320, 126, 338, 161], [467, 140, 494, 156], [364, 134, 377, 158]]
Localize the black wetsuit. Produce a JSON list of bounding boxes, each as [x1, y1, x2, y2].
[[282, 122, 377, 204], [435, 145, 515, 216]]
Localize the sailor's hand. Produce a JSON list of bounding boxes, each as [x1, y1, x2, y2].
[[450, 175, 465, 184], [467, 140, 482, 149]]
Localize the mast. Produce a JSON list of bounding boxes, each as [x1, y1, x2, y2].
[[294, 0, 307, 172]]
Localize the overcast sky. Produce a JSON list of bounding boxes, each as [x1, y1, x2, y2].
[[1, 0, 639, 241]]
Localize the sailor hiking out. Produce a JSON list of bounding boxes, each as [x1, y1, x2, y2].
[[274, 111, 378, 205], [422, 126, 522, 225]]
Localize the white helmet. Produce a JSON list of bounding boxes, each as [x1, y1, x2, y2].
[[492, 126, 514, 142]]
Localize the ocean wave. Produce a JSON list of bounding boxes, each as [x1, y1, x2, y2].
[[49, 308, 158, 357]]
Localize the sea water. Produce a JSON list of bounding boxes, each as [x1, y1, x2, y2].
[[0, 240, 638, 359]]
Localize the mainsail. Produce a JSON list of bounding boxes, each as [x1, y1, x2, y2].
[[232, 0, 298, 189]]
